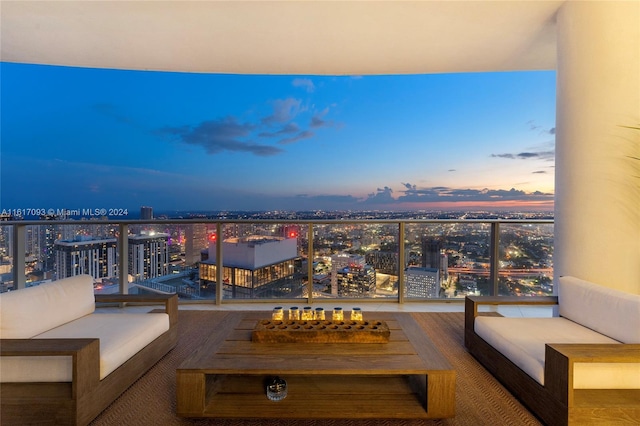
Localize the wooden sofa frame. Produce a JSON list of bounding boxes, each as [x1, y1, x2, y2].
[[0, 293, 178, 426], [465, 296, 640, 426]]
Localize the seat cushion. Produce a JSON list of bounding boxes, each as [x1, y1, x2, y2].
[[475, 316, 640, 388], [0, 275, 95, 339], [0, 312, 169, 382], [559, 275, 640, 343]]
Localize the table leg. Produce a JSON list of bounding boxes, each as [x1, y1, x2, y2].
[[176, 371, 206, 416], [426, 370, 456, 418]]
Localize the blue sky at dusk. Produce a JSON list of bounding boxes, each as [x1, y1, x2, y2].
[[1, 63, 556, 213]]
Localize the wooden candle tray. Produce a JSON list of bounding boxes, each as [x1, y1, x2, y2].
[[251, 319, 390, 343]]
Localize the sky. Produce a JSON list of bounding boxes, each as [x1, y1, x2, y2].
[[1, 63, 556, 214]]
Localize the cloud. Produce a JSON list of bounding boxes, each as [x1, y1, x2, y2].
[[263, 107, 338, 145], [401, 182, 417, 190], [258, 122, 300, 138], [292, 78, 315, 93], [278, 130, 314, 145], [385, 183, 554, 204], [492, 153, 516, 159], [491, 150, 555, 161], [527, 120, 556, 136], [362, 187, 395, 204], [160, 97, 339, 155], [532, 170, 547, 174], [310, 107, 337, 129], [261, 98, 303, 125], [160, 117, 282, 156]]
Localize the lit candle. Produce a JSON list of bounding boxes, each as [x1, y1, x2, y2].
[[301, 306, 314, 320], [332, 307, 343, 321], [272, 306, 284, 321], [351, 307, 363, 321], [289, 306, 300, 320]]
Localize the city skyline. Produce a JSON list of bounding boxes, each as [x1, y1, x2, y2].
[[1, 63, 556, 214]]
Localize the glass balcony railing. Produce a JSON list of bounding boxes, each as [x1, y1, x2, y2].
[[0, 218, 554, 303]]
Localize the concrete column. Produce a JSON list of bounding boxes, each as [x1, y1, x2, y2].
[[555, 1, 640, 293]]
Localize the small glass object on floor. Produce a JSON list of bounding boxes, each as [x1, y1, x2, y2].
[[266, 376, 287, 402], [288, 306, 300, 320], [351, 307, 363, 321], [332, 307, 344, 321], [272, 306, 284, 321]]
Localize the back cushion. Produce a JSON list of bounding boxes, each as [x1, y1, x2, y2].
[[559, 276, 640, 343], [0, 275, 95, 338]]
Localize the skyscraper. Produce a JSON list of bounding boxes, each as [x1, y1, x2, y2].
[[184, 224, 209, 266], [330, 254, 366, 296], [128, 232, 169, 281], [54, 235, 118, 280], [421, 238, 442, 269], [140, 206, 153, 220]]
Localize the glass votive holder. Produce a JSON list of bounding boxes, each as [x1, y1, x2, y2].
[[266, 376, 287, 402], [301, 306, 314, 320], [351, 307, 363, 321], [289, 306, 300, 320], [272, 306, 284, 321], [315, 307, 325, 320], [332, 307, 344, 321]]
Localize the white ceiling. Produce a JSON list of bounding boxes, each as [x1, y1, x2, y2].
[[0, 1, 564, 75]]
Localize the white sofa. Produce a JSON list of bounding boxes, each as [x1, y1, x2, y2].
[[465, 276, 640, 426], [0, 275, 178, 426]]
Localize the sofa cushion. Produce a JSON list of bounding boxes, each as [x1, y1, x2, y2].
[[558, 275, 640, 343], [0, 312, 170, 382], [0, 275, 95, 339], [475, 316, 640, 389]]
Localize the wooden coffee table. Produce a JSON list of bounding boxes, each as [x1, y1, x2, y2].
[[176, 311, 455, 419]]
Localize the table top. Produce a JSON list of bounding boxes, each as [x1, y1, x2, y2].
[[177, 311, 453, 375]]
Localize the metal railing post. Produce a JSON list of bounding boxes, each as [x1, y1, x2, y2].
[[12, 224, 26, 289], [398, 222, 405, 304], [215, 222, 223, 305], [489, 222, 500, 296], [307, 223, 314, 303], [118, 223, 129, 295]]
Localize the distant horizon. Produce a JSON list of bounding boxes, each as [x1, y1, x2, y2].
[[1, 64, 556, 213], [0, 206, 554, 221]]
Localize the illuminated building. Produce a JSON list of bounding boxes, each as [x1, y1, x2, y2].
[[365, 250, 398, 275], [184, 224, 209, 266], [54, 235, 118, 280], [405, 266, 440, 298], [128, 232, 169, 281], [199, 236, 298, 298], [335, 263, 376, 297], [330, 254, 366, 295]]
